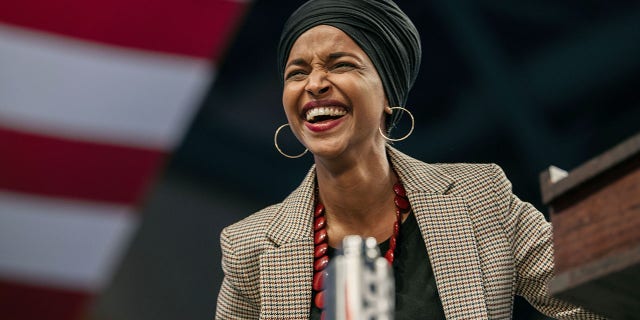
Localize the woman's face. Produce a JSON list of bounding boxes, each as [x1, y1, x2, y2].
[[282, 25, 388, 160]]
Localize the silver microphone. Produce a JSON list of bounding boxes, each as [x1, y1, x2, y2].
[[324, 235, 395, 320]]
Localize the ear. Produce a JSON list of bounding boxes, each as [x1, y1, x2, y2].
[[384, 106, 393, 115]]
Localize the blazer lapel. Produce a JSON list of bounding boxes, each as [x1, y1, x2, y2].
[[412, 193, 489, 319], [259, 240, 313, 319], [389, 147, 489, 319], [259, 167, 316, 319]]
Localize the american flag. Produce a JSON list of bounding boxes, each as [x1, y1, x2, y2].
[[0, 0, 249, 318]]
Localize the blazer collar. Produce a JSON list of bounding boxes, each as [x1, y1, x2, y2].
[[265, 165, 316, 246], [386, 146, 454, 195]]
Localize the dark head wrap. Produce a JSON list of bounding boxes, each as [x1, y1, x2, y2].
[[278, 0, 421, 115]]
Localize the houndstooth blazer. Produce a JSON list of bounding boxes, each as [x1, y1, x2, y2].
[[215, 147, 603, 319]]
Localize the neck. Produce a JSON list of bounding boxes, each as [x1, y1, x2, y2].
[[314, 145, 398, 246]]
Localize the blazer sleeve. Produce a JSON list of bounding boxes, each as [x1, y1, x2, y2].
[[490, 164, 607, 319], [215, 227, 259, 320]]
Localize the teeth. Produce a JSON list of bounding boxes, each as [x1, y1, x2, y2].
[[305, 107, 347, 121]]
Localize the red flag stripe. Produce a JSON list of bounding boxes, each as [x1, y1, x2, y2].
[[0, 0, 249, 60], [0, 279, 91, 320], [0, 125, 165, 205]]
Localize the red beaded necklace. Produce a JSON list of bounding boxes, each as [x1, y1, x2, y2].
[[312, 182, 411, 318]]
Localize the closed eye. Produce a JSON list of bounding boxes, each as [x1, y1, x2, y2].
[[332, 62, 356, 71], [285, 69, 307, 81]]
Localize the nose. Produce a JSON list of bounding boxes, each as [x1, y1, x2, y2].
[[305, 70, 330, 96]]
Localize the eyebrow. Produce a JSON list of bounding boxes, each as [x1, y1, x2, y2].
[[285, 52, 362, 69], [286, 58, 307, 69], [328, 52, 357, 60]]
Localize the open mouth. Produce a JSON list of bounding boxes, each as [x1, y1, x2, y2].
[[305, 106, 347, 124]]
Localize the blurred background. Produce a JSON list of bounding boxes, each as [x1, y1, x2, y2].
[[1, 0, 638, 319]]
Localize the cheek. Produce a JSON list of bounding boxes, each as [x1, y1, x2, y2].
[[282, 86, 299, 115], [357, 82, 386, 120]]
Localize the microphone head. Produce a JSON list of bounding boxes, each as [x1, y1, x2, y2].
[[324, 235, 395, 320]]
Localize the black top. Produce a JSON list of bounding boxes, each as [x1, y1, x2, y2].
[[310, 212, 446, 319]]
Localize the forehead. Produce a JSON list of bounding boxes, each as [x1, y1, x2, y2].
[[288, 25, 366, 59]]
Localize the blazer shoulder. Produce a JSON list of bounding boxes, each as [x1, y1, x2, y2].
[[221, 203, 282, 249], [432, 163, 505, 192]]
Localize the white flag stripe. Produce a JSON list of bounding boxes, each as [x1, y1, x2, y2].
[[0, 24, 213, 150], [0, 191, 139, 292]]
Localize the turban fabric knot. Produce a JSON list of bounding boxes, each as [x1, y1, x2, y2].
[[277, 0, 422, 116]]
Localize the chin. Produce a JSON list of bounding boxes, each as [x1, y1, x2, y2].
[[308, 143, 348, 160]]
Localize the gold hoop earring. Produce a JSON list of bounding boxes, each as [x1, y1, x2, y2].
[[274, 123, 308, 159], [379, 107, 415, 142]]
